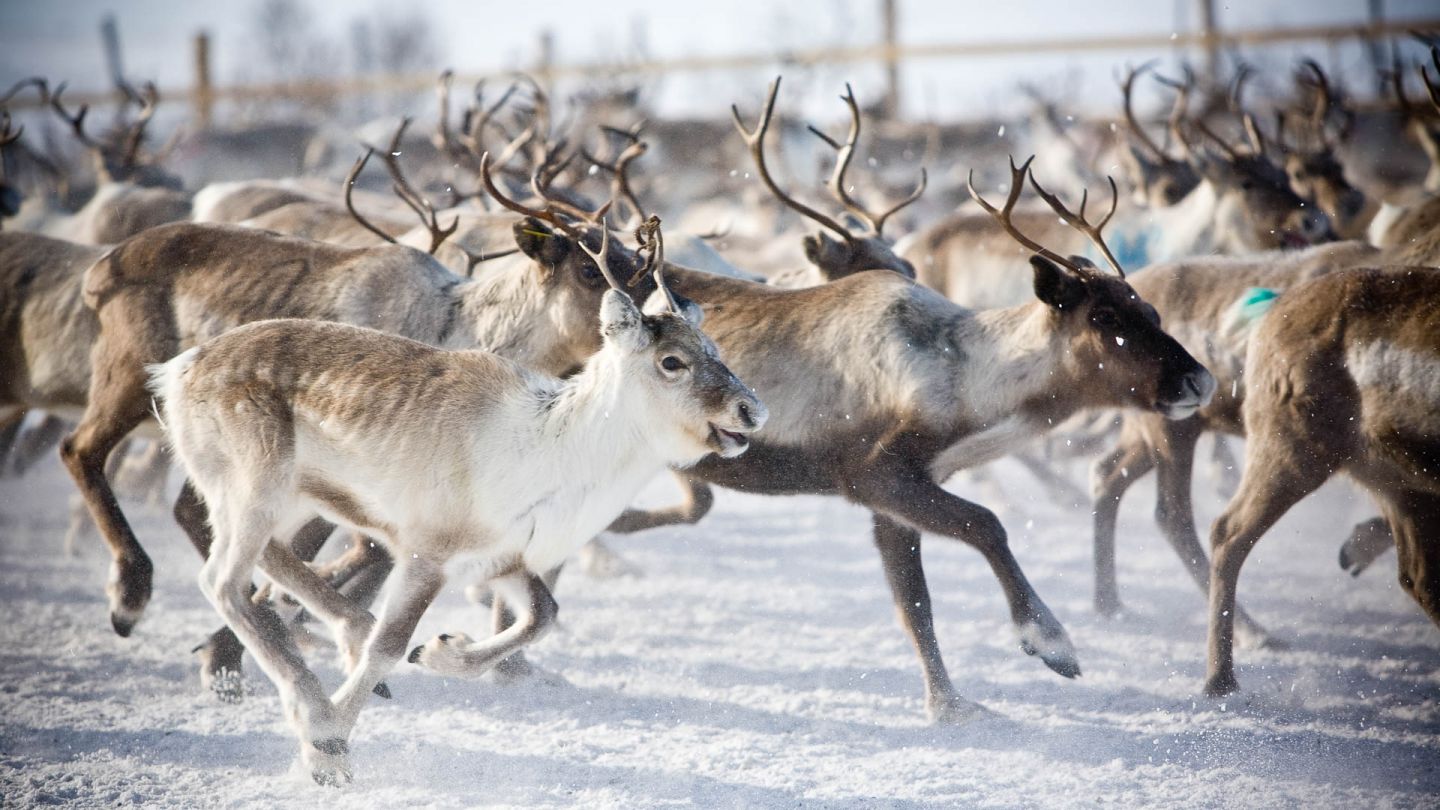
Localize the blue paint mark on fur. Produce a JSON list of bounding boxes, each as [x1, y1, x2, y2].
[[1085, 225, 1152, 274]]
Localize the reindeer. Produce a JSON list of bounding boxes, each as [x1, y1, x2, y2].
[[59, 164, 653, 655], [726, 78, 924, 288], [1112, 62, 1201, 209], [1203, 265, 1440, 697], [1269, 61, 1375, 240], [1086, 239, 1385, 629], [26, 83, 192, 245], [903, 71, 1333, 311], [149, 226, 764, 785], [597, 157, 1217, 722]]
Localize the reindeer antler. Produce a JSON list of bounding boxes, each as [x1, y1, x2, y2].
[[967, 156, 1079, 272], [1156, 66, 1196, 158], [375, 118, 458, 254], [581, 124, 649, 228], [731, 77, 855, 243], [634, 214, 680, 305], [49, 82, 105, 153], [806, 83, 926, 236], [1118, 60, 1169, 161], [344, 149, 399, 246], [1026, 170, 1124, 278], [1419, 46, 1440, 115], [116, 81, 159, 172], [0, 77, 47, 105]]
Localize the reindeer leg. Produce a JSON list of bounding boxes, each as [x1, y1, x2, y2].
[[11, 414, 66, 477], [1153, 422, 1274, 648], [0, 406, 25, 475], [200, 504, 349, 786], [1208, 434, 1242, 501], [605, 472, 714, 534], [1338, 516, 1393, 577], [410, 571, 557, 679], [1381, 492, 1440, 627], [326, 557, 443, 744], [59, 369, 153, 636], [1204, 436, 1331, 697], [1090, 430, 1155, 616], [487, 565, 563, 683], [847, 457, 1077, 723], [176, 480, 340, 701]]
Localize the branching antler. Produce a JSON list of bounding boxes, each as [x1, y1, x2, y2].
[[581, 124, 649, 227], [344, 148, 399, 245], [1027, 170, 1124, 278], [966, 156, 1076, 272], [731, 77, 854, 243], [1419, 46, 1440, 115], [967, 156, 1125, 278], [0, 77, 48, 105], [1156, 66, 1196, 158], [634, 214, 680, 306], [117, 81, 158, 172], [806, 82, 926, 236], [49, 82, 105, 153], [1118, 60, 1168, 161], [376, 118, 457, 254]]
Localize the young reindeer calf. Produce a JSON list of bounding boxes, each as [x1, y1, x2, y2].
[[149, 227, 764, 785]]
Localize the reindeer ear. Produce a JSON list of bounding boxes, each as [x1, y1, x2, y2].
[[643, 288, 704, 327], [513, 217, 570, 269], [802, 232, 847, 276], [1030, 256, 1087, 310], [599, 289, 649, 351]]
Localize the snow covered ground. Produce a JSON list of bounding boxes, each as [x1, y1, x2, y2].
[[1, 445, 1437, 808]]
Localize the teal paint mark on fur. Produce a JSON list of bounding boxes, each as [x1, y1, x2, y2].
[[1236, 287, 1279, 323]]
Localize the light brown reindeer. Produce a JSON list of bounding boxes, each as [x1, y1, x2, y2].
[[60, 163, 653, 653], [1203, 266, 1440, 697], [151, 224, 764, 785], [601, 157, 1217, 722]]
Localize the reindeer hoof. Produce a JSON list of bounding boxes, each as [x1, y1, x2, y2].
[[312, 738, 349, 756], [1017, 620, 1080, 679], [407, 645, 424, 664], [110, 610, 139, 637], [927, 694, 996, 725], [106, 556, 153, 637], [1203, 672, 1239, 698], [372, 682, 392, 699]]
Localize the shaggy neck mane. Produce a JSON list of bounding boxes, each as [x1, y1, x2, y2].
[[447, 258, 555, 367], [1148, 180, 1218, 262], [951, 301, 1074, 430]]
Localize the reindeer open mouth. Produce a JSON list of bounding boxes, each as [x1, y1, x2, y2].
[[1277, 229, 1310, 249], [707, 423, 754, 457]]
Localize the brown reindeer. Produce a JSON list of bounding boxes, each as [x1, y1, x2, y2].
[[600, 157, 1216, 722], [1204, 266, 1440, 696], [1087, 240, 1384, 629]]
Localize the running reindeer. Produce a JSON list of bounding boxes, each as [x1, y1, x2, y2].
[[1204, 265, 1440, 696], [601, 155, 1216, 722], [151, 222, 765, 785]]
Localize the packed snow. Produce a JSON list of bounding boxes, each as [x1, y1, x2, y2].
[[1, 443, 1437, 808]]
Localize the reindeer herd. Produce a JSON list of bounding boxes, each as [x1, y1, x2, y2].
[[1, 47, 1438, 787]]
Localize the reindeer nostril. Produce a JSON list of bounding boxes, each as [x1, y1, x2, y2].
[[737, 402, 752, 427]]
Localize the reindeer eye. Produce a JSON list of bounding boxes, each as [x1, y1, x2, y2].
[[582, 262, 603, 282], [1092, 310, 1120, 330], [660, 356, 686, 372]]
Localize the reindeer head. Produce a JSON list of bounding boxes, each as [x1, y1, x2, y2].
[[0, 110, 23, 223], [587, 219, 767, 461], [732, 78, 924, 282], [1115, 62, 1201, 208], [478, 150, 662, 369], [1264, 62, 1370, 239], [971, 157, 1216, 420], [50, 82, 182, 190]]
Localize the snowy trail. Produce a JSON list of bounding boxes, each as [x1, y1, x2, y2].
[[1, 449, 1437, 808]]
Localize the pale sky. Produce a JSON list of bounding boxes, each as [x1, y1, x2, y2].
[[1, 0, 1436, 120]]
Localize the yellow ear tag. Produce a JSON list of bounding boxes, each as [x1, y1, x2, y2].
[[521, 229, 552, 239]]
